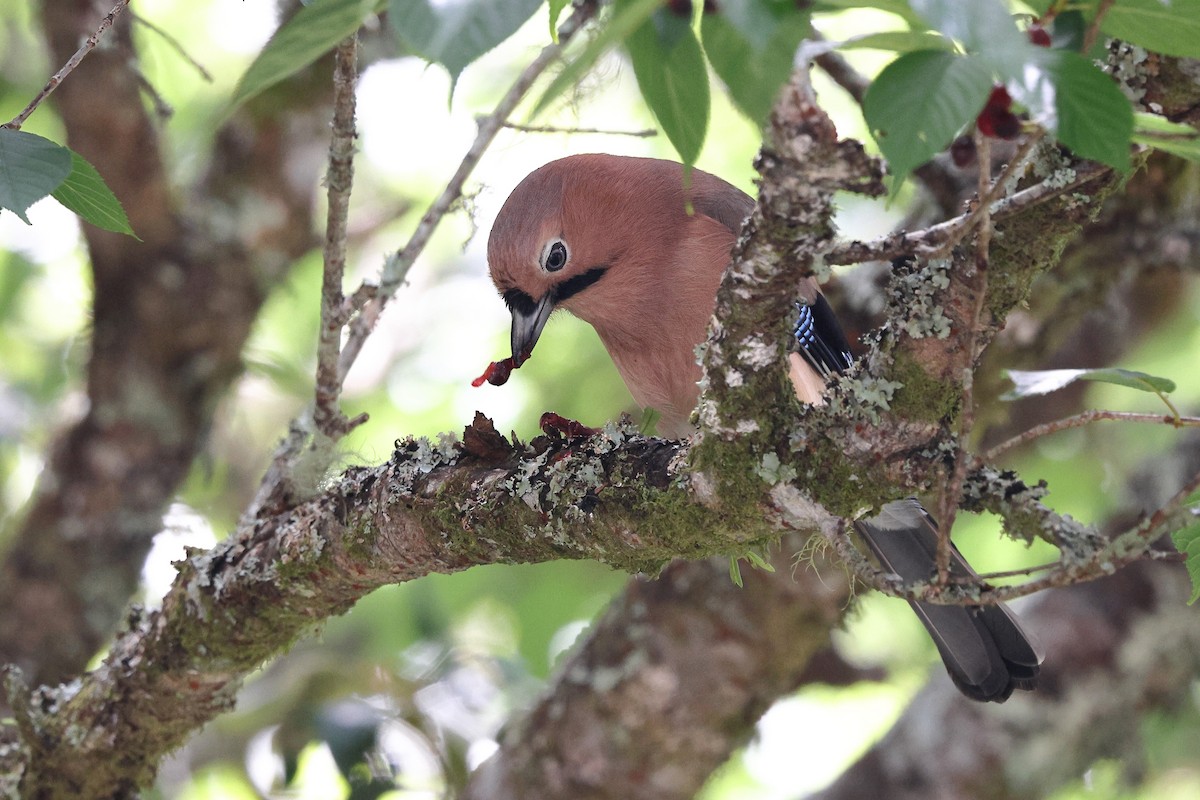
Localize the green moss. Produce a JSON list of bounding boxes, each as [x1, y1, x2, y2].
[[791, 434, 892, 519], [887, 350, 961, 424], [689, 436, 772, 519]]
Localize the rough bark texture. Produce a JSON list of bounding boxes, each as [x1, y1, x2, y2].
[[0, 0, 325, 688], [0, 4, 1198, 798], [465, 543, 850, 800]]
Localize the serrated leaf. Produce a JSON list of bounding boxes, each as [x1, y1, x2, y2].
[[908, 0, 1024, 55], [533, 0, 663, 117], [1047, 50, 1132, 171], [838, 30, 954, 53], [1102, 0, 1200, 59], [625, 8, 709, 165], [51, 150, 137, 238], [1132, 112, 1200, 163], [0, 128, 72, 224], [1003, 367, 1176, 400], [863, 50, 993, 184], [701, 6, 809, 124], [1171, 519, 1200, 604], [390, 0, 544, 88], [231, 0, 380, 112], [548, 0, 570, 42]]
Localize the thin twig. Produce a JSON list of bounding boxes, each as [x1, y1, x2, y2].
[[827, 159, 1108, 266], [503, 122, 657, 137], [861, 466, 1200, 607], [337, 0, 598, 382], [1126, 468, 1200, 548], [948, 560, 1060, 583], [1082, 0, 1116, 53], [4, 0, 132, 130], [313, 36, 366, 439], [132, 67, 174, 121], [927, 128, 1045, 259], [936, 132, 994, 583], [984, 410, 1200, 462], [242, 2, 600, 522], [812, 47, 868, 104], [131, 12, 213, 82]]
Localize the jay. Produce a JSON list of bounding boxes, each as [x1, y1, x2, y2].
[[486, 153, 1042, 702]]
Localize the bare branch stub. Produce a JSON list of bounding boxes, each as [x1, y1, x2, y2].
[[314, 36, 363, 439]]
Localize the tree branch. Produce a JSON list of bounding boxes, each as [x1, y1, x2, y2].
[[0, 417, 802, 796]]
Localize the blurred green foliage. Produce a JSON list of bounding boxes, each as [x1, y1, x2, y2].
[[2, 0, 1199, 797]]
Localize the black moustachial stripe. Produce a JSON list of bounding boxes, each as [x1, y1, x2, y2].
[[552, 266, 608, 303]]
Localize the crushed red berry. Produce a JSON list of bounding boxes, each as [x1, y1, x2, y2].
[[471, 351, 532, 387], [976, 85, 1022, 140], [540, 412, 599, 439], [1027, 24, 1052, 47], [472, 357, 514, 387]]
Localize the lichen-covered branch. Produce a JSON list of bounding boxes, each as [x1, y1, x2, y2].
[[811, 434, 1200, 800], [0, 416, 807, 797]]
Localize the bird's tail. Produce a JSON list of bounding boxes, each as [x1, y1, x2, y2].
[[854, 499, 1043, 702]]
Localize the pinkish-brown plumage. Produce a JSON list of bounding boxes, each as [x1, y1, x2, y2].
[[487, 154, 760, 436], [485, 154, 1043, 703]]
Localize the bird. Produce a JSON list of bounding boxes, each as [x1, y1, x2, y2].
[[486, 153, 1042, 702]]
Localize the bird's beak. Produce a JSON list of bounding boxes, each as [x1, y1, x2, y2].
[[510, 294, 554, 367]]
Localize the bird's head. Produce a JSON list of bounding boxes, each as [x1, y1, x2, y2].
[[487, 155, 626, 366], [488, 154, 726, 366]]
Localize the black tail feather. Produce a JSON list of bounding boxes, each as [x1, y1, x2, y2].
[[854, 500, 1043, 703], [793, 296, 1042, 702]]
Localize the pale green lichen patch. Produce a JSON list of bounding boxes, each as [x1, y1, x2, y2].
[[890, 258, 952, 340]]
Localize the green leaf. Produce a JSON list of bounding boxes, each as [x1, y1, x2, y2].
[[1003, 367, 1177, 400], [715, 0, 804, 50], [548, 0, 570, 42], [231, 0, 380, 111], [534, 0, 663, 116], [1046, 50, 1132, 171], [1171, 519, 1200, 604], [1132, 112, 1200, 163], [812, 0, 924, 26], [625, 8, 710, 165], [744, 550, 776, 573], [908, 0, 1024, 55], [390, 0, 544, 87], [50, 150, 137, 238], [837, 30, 954, 53], [701, 5, 810, 124], [1102, 0, 1200, 59], [0, 128, 72, 224], [729, 555, 744, 587], [863, 50, 993, 184]]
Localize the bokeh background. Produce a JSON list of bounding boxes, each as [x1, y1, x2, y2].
[[2, 1, 1199, 797]]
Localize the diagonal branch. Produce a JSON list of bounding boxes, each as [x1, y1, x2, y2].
[[0, 418, 796, 796]]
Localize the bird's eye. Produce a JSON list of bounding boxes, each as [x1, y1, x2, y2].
[[541, 239, 569, 273]]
